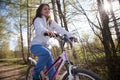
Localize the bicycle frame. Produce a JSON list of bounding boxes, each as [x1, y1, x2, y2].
[[45, 50, 68, 80], [29, 50, 74, 80]]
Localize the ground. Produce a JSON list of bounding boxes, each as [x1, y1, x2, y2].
[[0, 62, 26, 80], [0, 62, 62, 80]]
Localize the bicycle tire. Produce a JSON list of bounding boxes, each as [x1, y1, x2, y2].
[[62, 68, 101, 80], [26, 65, 42, 80]]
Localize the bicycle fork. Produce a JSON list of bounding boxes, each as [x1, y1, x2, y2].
[[64, 61, 76, 80]]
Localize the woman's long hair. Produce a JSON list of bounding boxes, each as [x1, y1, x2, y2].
[[33, 3, 49, 23]]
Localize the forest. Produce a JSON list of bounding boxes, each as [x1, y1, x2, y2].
[[0, 0, 120, 80]]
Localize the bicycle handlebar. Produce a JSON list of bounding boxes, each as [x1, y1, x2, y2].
[[44, 32, 73, 42], [44, 33, 73, 47], [44, 33, 76, 58]]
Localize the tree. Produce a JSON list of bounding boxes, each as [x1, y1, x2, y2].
[[97, 0, 120, 79], [0, 41, 10, 59], [0, 8, 11, 58], [0, 16, 10, 42], [2, 0, 28, 63], [51, 0, 58, 22], [56, 0, 68, 31], [69, 0, 120, 79], [19, 0, 27, 63], [108, 0, 120, 51], [26, 0, 30, 63]]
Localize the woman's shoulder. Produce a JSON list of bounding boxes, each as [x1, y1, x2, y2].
[[34, 17, 43, 22]]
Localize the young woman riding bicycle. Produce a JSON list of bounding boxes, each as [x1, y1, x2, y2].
[[30, 3, 76, 80]]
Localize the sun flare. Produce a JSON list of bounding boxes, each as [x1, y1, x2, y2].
[[103, 0, 111, 12]]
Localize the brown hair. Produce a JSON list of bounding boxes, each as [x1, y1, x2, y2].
[[33, 3, 50, 23]]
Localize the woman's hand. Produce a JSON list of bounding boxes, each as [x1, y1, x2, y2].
[[45, 31, 56, 37], [73, 37, 78, 42], [70, 37, 78, 42]]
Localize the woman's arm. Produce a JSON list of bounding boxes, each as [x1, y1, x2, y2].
[[50, 21, 72, 38], [34, 18, 48, 36]]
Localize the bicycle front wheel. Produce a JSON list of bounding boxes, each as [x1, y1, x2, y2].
[[62, 68, 101, 80]]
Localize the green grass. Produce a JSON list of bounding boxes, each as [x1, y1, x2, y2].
[[0, 58, 27, 66]]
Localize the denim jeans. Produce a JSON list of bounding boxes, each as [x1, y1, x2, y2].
[[30, 45, 55, 80]]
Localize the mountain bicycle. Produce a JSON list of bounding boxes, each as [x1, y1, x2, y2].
[[26, 34, 101, 80]]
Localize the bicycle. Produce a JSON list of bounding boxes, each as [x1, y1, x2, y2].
[[26, 34, 101, 80]]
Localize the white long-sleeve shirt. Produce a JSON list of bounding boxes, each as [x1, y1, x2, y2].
[[30, 16, 72, 47]]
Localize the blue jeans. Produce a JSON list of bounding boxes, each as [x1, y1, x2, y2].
[[30, 45, 55, 80]]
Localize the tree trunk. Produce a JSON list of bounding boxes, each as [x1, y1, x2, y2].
[[62, 0, 68, 31], [108, 0, 120, 51], [97, 0, 120, 80], [40, 0, 42, 4], [56, 0, 63, 27], [51, 0, 58, 22], [56, 0, 68, 31], [26, 0, 31, 63], [20, 0, 27, 63]]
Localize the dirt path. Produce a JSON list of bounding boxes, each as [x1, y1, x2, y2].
[[0, 63, 26, 80], [0, 62, 66, 80]]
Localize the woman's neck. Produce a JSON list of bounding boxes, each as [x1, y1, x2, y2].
[[42, 15, 50, 20]]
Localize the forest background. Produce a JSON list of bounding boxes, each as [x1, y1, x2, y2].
[[0, 0, 120, 80]]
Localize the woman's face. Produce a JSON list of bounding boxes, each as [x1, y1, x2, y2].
[[41, 5, 50, 18]]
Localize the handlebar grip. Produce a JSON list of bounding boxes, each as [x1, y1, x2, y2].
[[44, 32, 48, 36], [69, 37, 74, 41], [44, 32, 59, 37]]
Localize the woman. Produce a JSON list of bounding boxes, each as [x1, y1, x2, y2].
[[30, 3, 75, 80]]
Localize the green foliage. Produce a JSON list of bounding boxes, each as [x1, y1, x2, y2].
[[51, 45, 61, 59], [50, 34, 107, 79], [0, 16, 10, 41], [0, 15, 11, 59], [0, 41, 10, 59]]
